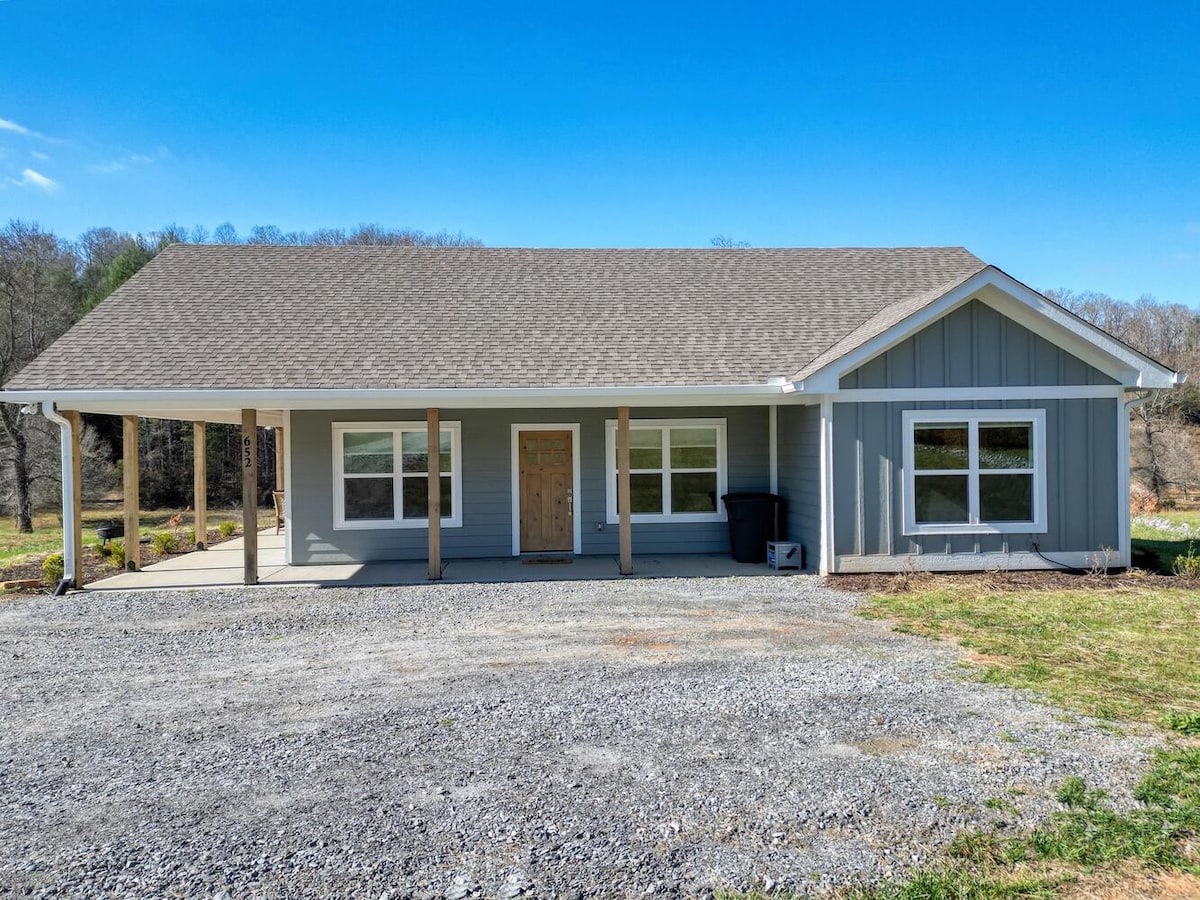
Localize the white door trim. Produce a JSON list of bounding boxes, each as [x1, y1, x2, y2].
[[511, 423, 583, 556]]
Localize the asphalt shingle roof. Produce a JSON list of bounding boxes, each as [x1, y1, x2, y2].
[[6, 245, 987, 391]]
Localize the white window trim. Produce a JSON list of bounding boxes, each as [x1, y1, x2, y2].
[[332, 421, 463, 530], [604, 418, 728, 524], [901, 408, 1047, 536]]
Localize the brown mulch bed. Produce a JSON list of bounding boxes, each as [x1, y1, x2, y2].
[[830, 568, 1200, 595], [1, 529, 241, 596]]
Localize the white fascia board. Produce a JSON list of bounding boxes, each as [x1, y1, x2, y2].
[[0, 383, 787, 413], [791, 267, 1181, 392], [973, 279, 1179, 388]]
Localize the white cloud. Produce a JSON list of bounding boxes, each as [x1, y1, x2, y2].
[[0, 117, 33, 136], [30, 150, 49, 161], [7, 168, 60, 192], [89, 159, 128, 173], [88, 151, 163, 174], [0, 117, 58, 142]]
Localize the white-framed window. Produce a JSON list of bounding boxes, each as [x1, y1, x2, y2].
[[604, 418, 728, 524], [902, 409, 1046, 535], [332, 421, 462, 530]]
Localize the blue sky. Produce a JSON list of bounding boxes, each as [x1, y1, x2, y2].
[[1, 1, 1197, 305]]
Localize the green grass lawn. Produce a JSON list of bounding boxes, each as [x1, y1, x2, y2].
[[0, 505, 274, 569], [860, 583, 1200, 727]]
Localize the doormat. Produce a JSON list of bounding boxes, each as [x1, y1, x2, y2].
[[522, 557, 573, 565]]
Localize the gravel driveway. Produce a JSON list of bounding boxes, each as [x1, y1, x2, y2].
[[0, 576, 1154, 898]]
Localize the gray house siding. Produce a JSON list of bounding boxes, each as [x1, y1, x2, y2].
[[839, 299, 1119, 389], [831, 399, 1120, 559], [288, 406, 770, 564], [776, 403, 820, 569], [830, 301, 1122, 563]]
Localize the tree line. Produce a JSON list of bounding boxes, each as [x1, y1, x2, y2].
[[0, 220, 482, 533], [1046, 289, 1200, 502]]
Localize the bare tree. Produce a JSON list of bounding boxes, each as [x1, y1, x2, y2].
[[213, 222, 239, 244], [0, 221, 82, 531], [1125, 387, 1200, 502], [1049, 288, 1200, 501], [711, 234, 751, 249]]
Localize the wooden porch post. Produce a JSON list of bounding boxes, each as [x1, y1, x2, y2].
[[617, 406, 633, 575], [122, 415, 140, 571], [241, 410, 258, 585], [193, 421, 207, 550], [427, 407, 442, 580], [63, 410, 83, 587], [274, 427, 285, 490]]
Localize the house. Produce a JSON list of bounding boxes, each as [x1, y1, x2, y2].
[[2, 246, 1183, 587]]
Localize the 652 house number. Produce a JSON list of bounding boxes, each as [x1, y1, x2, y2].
[[243, 436, 254, 470]]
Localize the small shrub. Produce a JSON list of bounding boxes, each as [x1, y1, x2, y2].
[[150, 532, 179, 555], [1172, 542, 1200, 578], [217, 520, 238, 537], [104, 540, 125, 569], [42, 553, 64, 585]]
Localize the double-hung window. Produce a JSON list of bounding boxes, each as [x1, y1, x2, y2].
[[333, 422, 462, 529], [605, 418, 727, 523], [902, 409, 1046, 535]]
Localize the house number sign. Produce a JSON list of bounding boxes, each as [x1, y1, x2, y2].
[[243, 435, 254, 470]]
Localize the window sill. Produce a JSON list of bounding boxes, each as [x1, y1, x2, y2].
[[902, 522, 1047, 536], [334, 519, 463, 531]]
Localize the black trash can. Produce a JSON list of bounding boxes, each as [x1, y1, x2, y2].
[[721, 492, 783, 563]]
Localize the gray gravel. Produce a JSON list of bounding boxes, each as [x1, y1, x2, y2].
[[0, 575, 1155, 898]]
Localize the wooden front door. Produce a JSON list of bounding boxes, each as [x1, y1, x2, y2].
[[519, 430, 574, 552]]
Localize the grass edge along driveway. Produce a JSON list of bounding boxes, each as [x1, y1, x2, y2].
[[725, 580, 1200, 900]]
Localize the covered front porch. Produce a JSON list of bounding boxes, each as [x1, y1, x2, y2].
[[85, 529, 789, 591], [45, 397, 807, 591]]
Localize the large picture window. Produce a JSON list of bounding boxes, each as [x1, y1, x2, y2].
[[902, 409, 1046, 535], [605, 419, 728, 523], [333, 422, 462, 529]]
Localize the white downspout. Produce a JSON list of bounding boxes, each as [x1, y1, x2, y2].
[[41, 401, 77, 592], [768, 404, 778, 495]]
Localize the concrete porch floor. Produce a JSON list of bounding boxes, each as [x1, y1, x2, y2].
[[85, 529, 796, 591]]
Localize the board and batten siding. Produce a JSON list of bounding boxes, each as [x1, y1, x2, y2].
[[288, 406, 770, 564], [775, 403, 821, 569], [831, 399, 1120, 559], [839, 299, 1119, 389], [831, 299, 1122, 566]]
